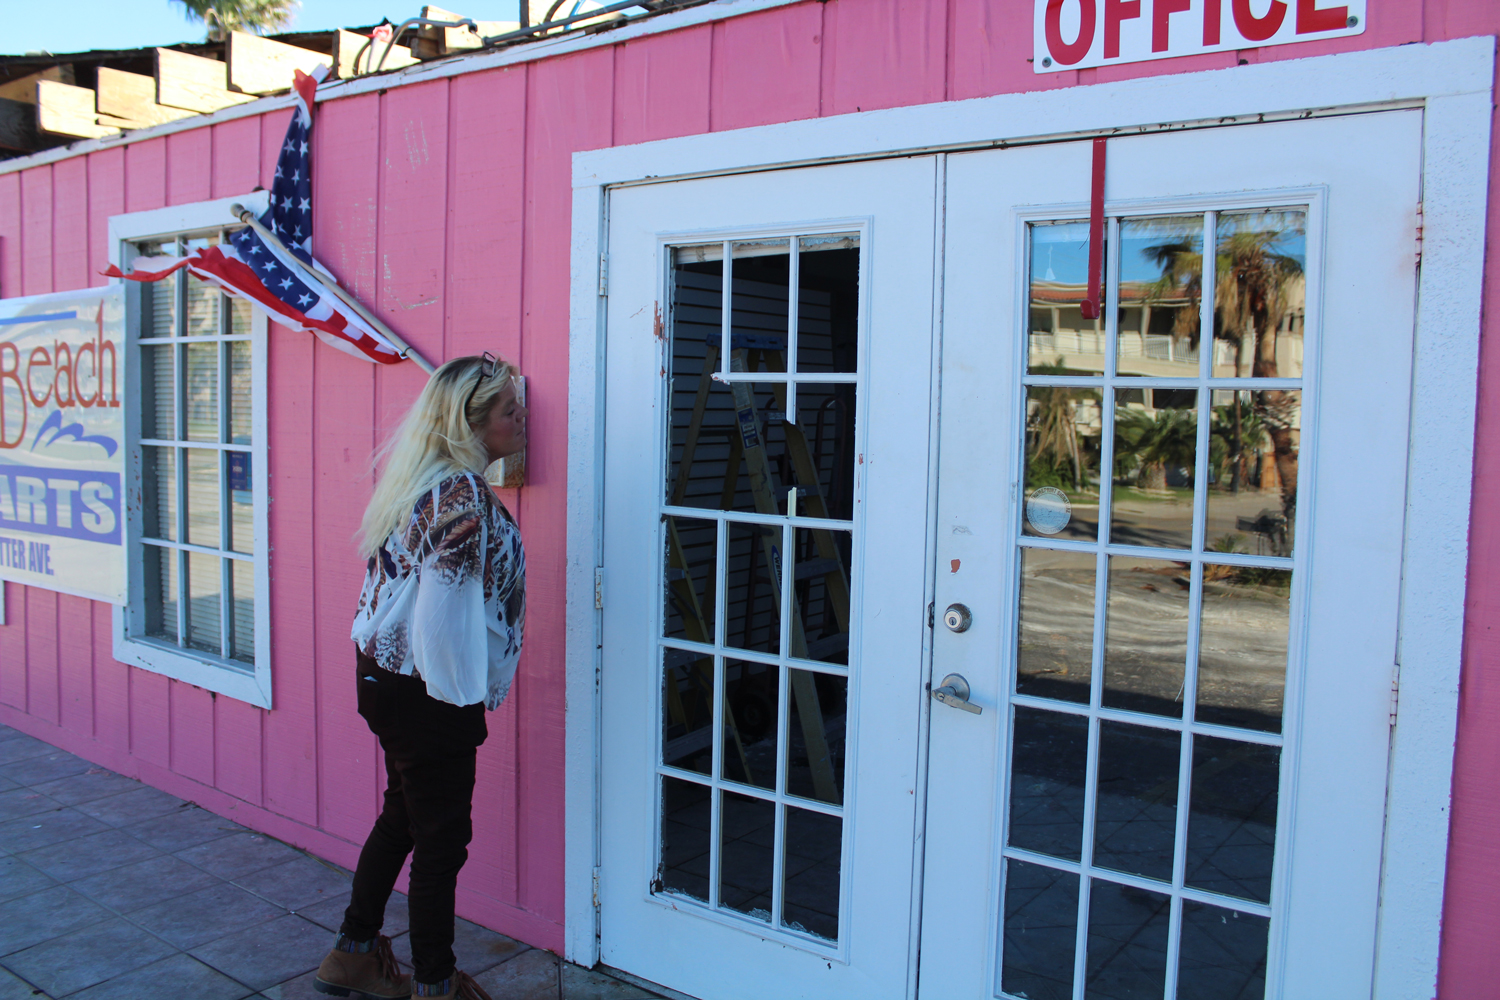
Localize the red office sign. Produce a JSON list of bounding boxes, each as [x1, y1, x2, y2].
[[1034, 0, 1365, 72]]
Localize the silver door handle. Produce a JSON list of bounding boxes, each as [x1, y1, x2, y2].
[[931, 673, 982, 715]]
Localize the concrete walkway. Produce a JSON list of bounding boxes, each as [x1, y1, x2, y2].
[[0, 723, 664, 1000]]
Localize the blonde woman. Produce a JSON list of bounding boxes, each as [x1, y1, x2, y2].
[[315, 354, 525, 1000]]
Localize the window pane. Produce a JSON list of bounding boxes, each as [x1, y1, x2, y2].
[[141, 344, 176, 440], [185, 552, 222, 655], [1093, 720, 1179, 882], [140, 252, 177, 339], [662, 648, 714, 776], [1185, 736, 1280, 903], [185, 342, 218, 442], [1212, 208, 1306, 379], [791, 383, 856, 521], [1085, 879, 1170, 1000], [1116, 216, 1203, 378], [783, 807, 840, 941], [658, 776, 710, 902], [795, 234, 859, 374], [1008, 706, 1088, 861], [185, 449, 220, 549], [1023, 385, 1101, 541], [1001, 860, 1078, 1000], [785, 669, 845, 806], [1029, 221, 1104, 375], [230, 559, 255, 663], [1197, 566, 1291, 733], [725, 521, 779, 656], [229, 340, 252, 445], [730, 239, 790, 365], [230, 294, 252, 337], [719, 790, 774, 922], [1103, 557, 1190, 717], [723, 658, 776, 791], [186, 274, 219, 337], [228, 452, 252, 555], [1177, 901, 1269, 1000], [141, 446, 177, 542], [145, 545, 178, 642], [793, 527, 850, 664], [1017, 548, 1095, 703], [1111, 388, 1196, 550], [664, 515, 716, 643], [1208, 389, 1299, 558]]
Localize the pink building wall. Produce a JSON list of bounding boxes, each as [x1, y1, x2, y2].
[[0, 0, 1495, 989]]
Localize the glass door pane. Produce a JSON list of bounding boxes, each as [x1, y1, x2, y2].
[[1002, 208, 1303, 999]]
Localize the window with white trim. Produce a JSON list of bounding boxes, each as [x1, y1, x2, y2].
[[110, 197, 271, 709]]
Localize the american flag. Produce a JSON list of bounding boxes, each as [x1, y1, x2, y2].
[[106, 68, 405, 365]]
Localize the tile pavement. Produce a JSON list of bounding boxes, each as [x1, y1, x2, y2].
[[0, 723, 668, 999]]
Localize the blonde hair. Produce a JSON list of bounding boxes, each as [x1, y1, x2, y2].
[[358, 353, 516, 556]]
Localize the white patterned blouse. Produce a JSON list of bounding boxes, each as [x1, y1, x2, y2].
[[350, 472, 525, 710]]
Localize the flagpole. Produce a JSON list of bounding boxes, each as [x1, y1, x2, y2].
[[229, 204, 437, 376]]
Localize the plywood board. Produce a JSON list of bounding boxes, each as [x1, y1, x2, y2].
[[0, 66, 74, 105], [156, 47, 255, 113], [227, 30, 327, 95], [35, 80, 116, 139], [96, 67, 195, 127]]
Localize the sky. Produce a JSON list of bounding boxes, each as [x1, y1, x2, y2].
[[1, 0, 528, 55]]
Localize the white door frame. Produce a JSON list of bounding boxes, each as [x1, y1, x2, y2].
[[566, 36, 1494, 998]]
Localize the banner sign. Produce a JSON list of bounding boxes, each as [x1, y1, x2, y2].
[[0, 288, 126, 604], [1035, 0, 1365, 72]]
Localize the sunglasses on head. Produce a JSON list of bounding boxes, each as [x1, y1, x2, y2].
[[463, 352, 501, 419]]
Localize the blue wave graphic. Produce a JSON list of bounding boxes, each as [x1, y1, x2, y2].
[[29, 410, 118, 457]]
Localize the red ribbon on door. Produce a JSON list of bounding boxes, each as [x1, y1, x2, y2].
[[1080, 138, 1107, 320]]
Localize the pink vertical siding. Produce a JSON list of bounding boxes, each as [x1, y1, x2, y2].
[[614, 26, 712, 145], [0, 0, 1494, 977], [446, 64, 528, 911], [312, 90, 381, 848], [710, 3, 823, 131], [519, 47, 613, 930]]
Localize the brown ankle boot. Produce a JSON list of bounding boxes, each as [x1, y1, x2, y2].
[[314, 934, 411, 999], [412, 970, 493, 1000]]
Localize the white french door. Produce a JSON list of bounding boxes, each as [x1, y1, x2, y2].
[[920, 111, 1422, 999], [598, 157, 939, 1000], [596, 110, 1422, 1000]]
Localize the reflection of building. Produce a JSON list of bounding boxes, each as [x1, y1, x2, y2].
[[1030, 274, 1306, 379]]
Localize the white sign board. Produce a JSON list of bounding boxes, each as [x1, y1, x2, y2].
[[0, 288, 126, 604], [1035, 0, 1365, 72]]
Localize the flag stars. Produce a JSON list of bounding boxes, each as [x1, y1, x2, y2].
[[297, 293, 313, 307], [279, 277, 295, 290]]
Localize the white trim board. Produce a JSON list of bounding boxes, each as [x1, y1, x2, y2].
[[107, 196, 274, 711], [0, 0, 806, 178], [565, 36, 1494, 999]]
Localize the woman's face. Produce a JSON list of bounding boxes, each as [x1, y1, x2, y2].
[[478, 377, 526, 463]]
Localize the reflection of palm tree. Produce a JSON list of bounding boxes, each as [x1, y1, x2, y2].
[[1148, 216, 1303, 519], [1211, 396, 1268, 493], [1029, 363, 1095, 492], [1116, 407, 1195, 492]]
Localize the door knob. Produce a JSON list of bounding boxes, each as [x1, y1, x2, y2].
[[931, 673, 982, 715], [943, 603, 973, 632]]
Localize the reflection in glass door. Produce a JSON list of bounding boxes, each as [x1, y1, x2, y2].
[[656, 234, 860, 948], [1003, 209, 1306, 999]]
